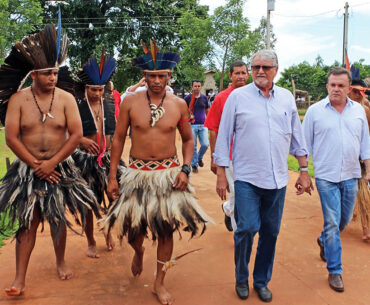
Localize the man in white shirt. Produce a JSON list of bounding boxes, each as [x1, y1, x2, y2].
[[303, 67, 370, 292]]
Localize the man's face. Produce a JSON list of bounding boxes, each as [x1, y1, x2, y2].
[[145, 72, 170, 94], [86, 86, 104, 102], [326, 74, 350, 104], [348, 87, 363, 103], [192, 82, 202, 94], [32, 69, 58, 91], [230, 65, 248, 88], [251, 56, 278, 90]]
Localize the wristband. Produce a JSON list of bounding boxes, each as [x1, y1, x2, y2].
[[299, 167, 309, 172]]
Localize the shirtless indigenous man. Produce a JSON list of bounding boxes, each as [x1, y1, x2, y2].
[[102, 41, 212, 305]]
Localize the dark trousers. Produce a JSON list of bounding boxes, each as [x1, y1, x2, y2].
[[234, 180, 286, 288]]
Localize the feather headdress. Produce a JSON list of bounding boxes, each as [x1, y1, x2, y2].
[[132, 40, 180, 72], [0, 8, 69, 125], [76, 48, 117, 87]]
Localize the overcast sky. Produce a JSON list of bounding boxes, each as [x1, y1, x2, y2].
[[199, 0, 370, 78]]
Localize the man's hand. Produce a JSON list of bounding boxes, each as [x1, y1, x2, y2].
[[80, 137, 100, 155], [107, 178, 119, 200], [173, 172, 188, 191], [138, 77, 146, 87], [295, 172, 314, 195], [216, 167, 229, 200], [33, 160, 61, 183], [210, 157, 217, 175]]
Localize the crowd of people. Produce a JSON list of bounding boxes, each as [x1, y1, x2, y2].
[[0, 21, 369, 305]]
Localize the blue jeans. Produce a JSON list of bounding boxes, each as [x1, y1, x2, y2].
[[191, 124, 209, 167], [234, 181, 286, 288], [316, 178, 358, 274]]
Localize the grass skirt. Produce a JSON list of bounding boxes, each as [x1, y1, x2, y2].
[[72, 149, 125, 211], [102, 161, 213, 242], [354, 163, 370, 230], [0, 157, 100, 238]]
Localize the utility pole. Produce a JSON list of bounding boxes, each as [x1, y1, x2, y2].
[[342, 2, 349, 65], [266, 0, 275, 50]]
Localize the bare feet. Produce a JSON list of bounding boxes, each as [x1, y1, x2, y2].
[[87, 244, 100, 258], [5, 281, 25, 297], [362, 227, 370, 241], [153, 282, 174, 305], [57, 262, 73, 280], [104, 231, 115, 251], [131, 246, 145, 276]]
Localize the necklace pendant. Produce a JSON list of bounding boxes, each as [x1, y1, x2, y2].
[[42, 113, 47, 123], [47, 112, 54, 119]]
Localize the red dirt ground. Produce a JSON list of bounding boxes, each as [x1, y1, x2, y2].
[[1, 136, 369, 305]]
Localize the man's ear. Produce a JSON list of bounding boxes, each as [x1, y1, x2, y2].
[[30, 71, 36, 80], [168, 72, 172, 78]]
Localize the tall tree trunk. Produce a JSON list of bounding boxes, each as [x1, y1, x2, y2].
[[219, 42, 229, 91]]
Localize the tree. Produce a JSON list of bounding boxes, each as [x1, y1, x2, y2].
[[253, 16, 276, 50], [40, 0, 208, 92], [210, 0, 264, 90], [277, 61, 328, 101], [0, 0, 43, 62], [177, 11, 213, 89]]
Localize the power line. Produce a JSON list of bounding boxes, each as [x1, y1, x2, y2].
[[273, 2, 369, 18]]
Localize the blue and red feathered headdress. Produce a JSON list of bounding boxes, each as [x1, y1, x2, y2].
[[77, 48, 117, 86], [132, 40, 180, 72]]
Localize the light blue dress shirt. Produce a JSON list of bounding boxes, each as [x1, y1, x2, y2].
[[302, 97, 370, 182], [214, 82, 308, 190]]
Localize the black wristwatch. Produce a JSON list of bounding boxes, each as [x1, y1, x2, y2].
[[181, 164, 191, 176]]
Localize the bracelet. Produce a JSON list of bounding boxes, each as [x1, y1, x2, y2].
[[299, 167, 309, 172]]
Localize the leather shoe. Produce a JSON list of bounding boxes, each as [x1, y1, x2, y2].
[[328, 274, 344, 292], [221, 204, 233, 232], [198, 159, 204, 167], [192, 166, 198, 173], [317, 238, 326, 262], [235, 282, 249, 300], [254, 286, 272, 302]]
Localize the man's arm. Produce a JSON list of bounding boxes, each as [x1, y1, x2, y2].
[[107, 94, 131, 200], [294, 106, 315, 195], [359, 106, 370, 183], [209, 130, 218, 174], [127, 77, 146, 93], [5, 92, 40, 167], [173, 100, 193, 191], [214, 94, 236, 200]]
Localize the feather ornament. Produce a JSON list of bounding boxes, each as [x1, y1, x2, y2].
[[80, 53, 117, 86], [101, 166, 214, 242]]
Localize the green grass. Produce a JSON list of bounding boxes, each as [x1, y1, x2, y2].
[[0, 129, 17, 246], [288, 154, 314, 177], [297, 108, 307, 116], [0, 211, 16, 247]]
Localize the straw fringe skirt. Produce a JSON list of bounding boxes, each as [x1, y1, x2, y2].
[[102, 163, 213, 242], [0, 157, 100, 238], [354, 163, 370, 229], [72, 149, 125, 211]]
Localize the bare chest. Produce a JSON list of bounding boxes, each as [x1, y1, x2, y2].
[[20, 97, 66, 133], [130, 101, 181, 132]]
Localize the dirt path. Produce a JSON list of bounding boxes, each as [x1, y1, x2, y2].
[[1, 137, 369, 305]]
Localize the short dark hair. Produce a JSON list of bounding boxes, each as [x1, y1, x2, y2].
[[230, 61, 247, 74], [328, 67, 352, 84], [351, 78, 367, 87], [192, 80, 202, 86]]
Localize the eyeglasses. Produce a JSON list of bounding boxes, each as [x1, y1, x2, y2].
[[251, 65, 276, 71]]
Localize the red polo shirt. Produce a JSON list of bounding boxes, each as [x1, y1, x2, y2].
[[204, 85, 234, 160]]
